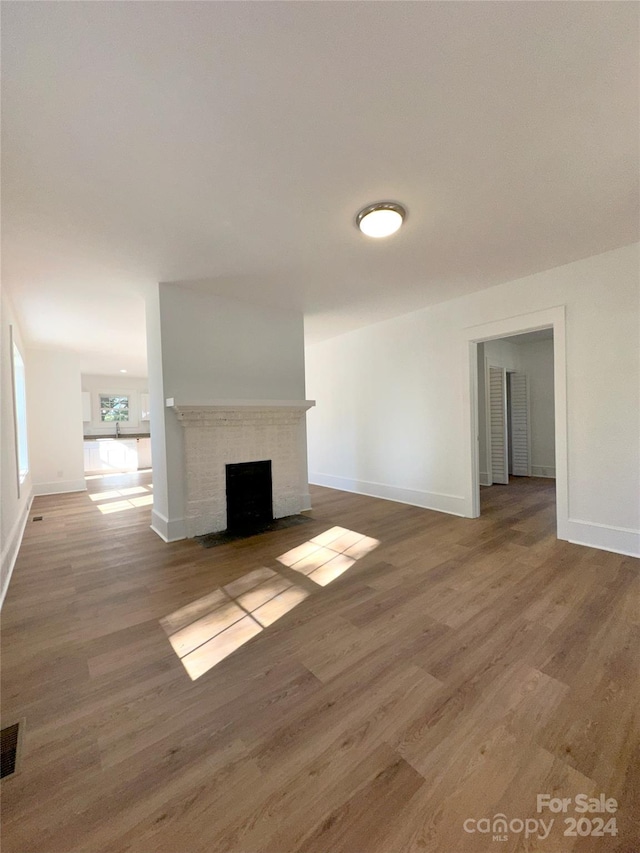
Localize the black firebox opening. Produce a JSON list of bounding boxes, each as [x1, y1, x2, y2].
[[225, 460, 273, 533]]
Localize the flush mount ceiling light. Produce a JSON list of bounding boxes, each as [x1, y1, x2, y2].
[[120, 369, 127, 373], [356, 202, 406, 238]]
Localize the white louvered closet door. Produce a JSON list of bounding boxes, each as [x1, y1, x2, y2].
[[510, 372, 530, 476], [489, 366, 509, 484]]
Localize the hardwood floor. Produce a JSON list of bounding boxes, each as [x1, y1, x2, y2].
[[1, 473, 638, 852]]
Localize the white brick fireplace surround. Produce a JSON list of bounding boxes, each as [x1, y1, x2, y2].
[[174, 401, 315, 537]]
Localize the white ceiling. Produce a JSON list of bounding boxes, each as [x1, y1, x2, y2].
[[2, 2, 638, 376]]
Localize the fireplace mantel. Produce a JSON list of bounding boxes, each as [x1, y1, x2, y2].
[[174, 400, 315, 426], [174, 400, 315, 537]]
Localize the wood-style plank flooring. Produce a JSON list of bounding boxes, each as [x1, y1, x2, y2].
[[1, 473, 639, 852]]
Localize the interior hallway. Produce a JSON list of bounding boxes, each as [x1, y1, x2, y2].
[[1, 474, 638, 851]]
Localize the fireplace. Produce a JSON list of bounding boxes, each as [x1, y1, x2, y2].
[[174, 401, 315, 537], [226, 460, 273, 532]]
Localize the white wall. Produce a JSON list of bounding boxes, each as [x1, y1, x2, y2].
[[159, 286, 306, 402], [306, 243, 640, 556], [81, 374, 149, 436], [483, 339, 522, 372], [27, 349, 86, 496], [146, 285, 307, 541], [1, 287, 33, 606], [517, 339, 555, 477]]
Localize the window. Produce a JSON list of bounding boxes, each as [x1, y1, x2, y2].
[[100, 395, 130, 422], [10, 329, 29, 489]]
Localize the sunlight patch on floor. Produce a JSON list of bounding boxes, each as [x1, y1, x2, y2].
[[277, 526, 379, 586], [96, 500, 134, 515], [129, 495, 154, 507], [160, 567, 310, 681], [96, 493, 154, 513], [85, 471, 152, 481], [89, 486, 148, 501], [89, 483, 154, 514], [161, 527, 380, 680]]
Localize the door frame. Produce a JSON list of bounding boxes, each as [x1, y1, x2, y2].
[[463, 306, 568, 540]]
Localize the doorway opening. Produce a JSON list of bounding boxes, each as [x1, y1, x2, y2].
[[478, 329, 555, 513], [464, 306, 568, 541]]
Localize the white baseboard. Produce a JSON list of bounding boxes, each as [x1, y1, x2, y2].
[[567, 518, 640, 558], [531, 465, 556, 478], [479, 471, 492, 487], [32, 479, 87, 496], [309, 472, 467, 517], [150, 509, 186, 542], [1, 491, 33, 609]]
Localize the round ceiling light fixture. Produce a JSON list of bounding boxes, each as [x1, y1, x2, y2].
[[356, 201, 406, 238]]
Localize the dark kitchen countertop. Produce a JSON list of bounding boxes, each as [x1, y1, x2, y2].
[[83, 434, 151, 440]]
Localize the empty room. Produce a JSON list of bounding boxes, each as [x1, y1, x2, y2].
[[1, 2, 638, 851]]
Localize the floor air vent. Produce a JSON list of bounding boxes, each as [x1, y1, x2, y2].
[[32, 516, 43, 522], [1, 722, 22, 779]]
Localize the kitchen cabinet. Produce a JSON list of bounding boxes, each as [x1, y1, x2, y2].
[[84, 435, 152, 473], [84, 439, 139, 473], [136, 437, 152, 469]]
